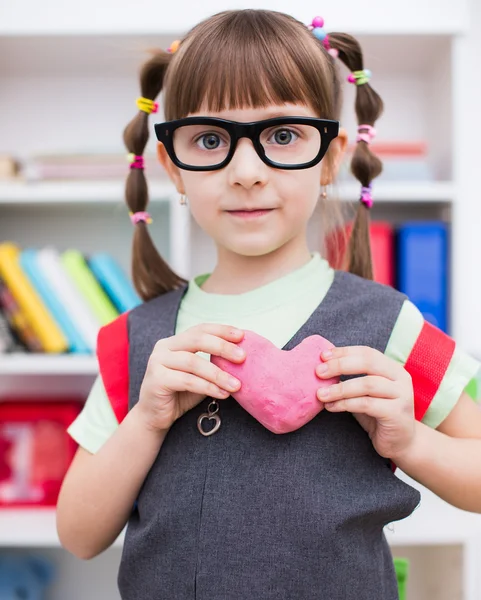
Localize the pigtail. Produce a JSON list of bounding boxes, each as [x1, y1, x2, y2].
[[123, 50, 187, 301], [326, 33, 384, 281]]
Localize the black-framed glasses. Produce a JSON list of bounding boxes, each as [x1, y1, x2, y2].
[[154, 116, 340, 171]]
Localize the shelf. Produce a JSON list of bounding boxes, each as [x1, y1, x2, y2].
[[0, 508, 123, 548], [0, 354, 97, 376], [0, 180, 455, 206], [386, 472, 481, 546], [337, 181, 455, 203], [3, 475, 481, 548], [0, 180, 175, 205]]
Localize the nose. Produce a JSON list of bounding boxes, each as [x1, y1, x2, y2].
[[226, 138, 269, 189]]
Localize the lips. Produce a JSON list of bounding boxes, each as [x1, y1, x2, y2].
[[226, 208, 274, 217]]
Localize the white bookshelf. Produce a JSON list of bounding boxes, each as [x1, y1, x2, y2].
[[1, 1, 481, 599], [0, 180, 456, 205], [0, 180, 175, 205], [0, 354, 97, 376]]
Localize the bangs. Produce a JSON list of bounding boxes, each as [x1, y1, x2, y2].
[[163, 10, 339, 121]]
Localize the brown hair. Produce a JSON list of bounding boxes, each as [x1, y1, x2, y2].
[[123, 9, 384, 300]]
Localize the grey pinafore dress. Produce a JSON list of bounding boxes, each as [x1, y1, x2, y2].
[[116, 270, 420, 599]]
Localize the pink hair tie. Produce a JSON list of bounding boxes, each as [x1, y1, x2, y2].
[[129, 211, 153, 225], [322, 34, 339, 58], [360, 184, 373, 209], [128, 155, 145, 170], [356, 125, 376, 144]]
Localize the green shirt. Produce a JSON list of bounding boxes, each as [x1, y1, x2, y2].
[[68, 253, 479, 454]]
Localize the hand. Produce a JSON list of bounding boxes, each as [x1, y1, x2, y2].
[[137, 324, 245, 432], [315, 346, 416, 460]]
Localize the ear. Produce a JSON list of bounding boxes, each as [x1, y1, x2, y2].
[[321, 127, 348, 186], [157, 142, 185, 194]]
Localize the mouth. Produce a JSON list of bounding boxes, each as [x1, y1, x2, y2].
[[226, 208, 275, 219]]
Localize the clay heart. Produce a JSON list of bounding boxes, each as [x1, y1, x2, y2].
[[211, 330, 339, 434]]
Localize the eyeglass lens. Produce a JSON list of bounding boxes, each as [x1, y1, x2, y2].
[[172, 123, 323, 168]]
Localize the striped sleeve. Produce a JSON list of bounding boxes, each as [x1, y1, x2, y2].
[[385, 300, 480, 429]]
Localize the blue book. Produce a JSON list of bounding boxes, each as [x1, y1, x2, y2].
[[397, 222, 449, 333], [20, 249, 91, 353], [88, 254, 141, 313]]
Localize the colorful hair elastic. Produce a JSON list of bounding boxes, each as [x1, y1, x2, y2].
[[127, 153, 145, 169], [360, 184, 373, 209], [307, 17, 339, 58], [356, 125, 376, 145], [348, 69, 372, 86], [136, 97, 159, 114], [129, 211, 153, 225], [167, 40, 180, 54]]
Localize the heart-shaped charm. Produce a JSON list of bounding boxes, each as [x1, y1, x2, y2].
[[212, 330, 339, 434]]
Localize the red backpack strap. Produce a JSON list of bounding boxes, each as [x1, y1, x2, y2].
[[404, 321, 455, 422], [96, 312, 130, 424]]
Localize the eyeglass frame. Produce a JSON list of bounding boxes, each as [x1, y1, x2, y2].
[[154, 116, 340, 171]]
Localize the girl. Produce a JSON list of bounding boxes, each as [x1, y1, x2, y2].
[[57, 9, 481, 600]]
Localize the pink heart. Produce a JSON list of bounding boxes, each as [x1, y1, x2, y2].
[[211, 330, 339, 434]]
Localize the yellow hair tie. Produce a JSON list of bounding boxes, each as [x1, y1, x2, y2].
[[136, 97, 159, 114]]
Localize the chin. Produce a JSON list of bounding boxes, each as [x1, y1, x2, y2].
[[225, 238, 285, 258]]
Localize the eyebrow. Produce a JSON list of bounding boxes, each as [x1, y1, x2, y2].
[[204, 110, 312, 121], [262, 110, 311, 119]]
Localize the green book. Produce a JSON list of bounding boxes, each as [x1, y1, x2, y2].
[[61, 250, 119, 326], [393, 557, 409, 600]]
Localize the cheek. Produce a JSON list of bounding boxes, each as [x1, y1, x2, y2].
[[278, 171, 320, 216], [183, 175, 221, 225]]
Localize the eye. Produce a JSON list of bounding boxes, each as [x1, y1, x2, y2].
[[15, 587, 29, 600], [269, 128, 299, 145], [195, 133, 227, 150]]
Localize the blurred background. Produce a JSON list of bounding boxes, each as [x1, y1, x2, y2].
[[1, 0, 481, 598]]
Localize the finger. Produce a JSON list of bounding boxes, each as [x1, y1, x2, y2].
[[162, 369, 232, 400], [162, 327, 246, 361], [317, 346, 402, 381], [161, 350, 241, 393], [317, 376, 398, 403], [324, 396, 393, 419]]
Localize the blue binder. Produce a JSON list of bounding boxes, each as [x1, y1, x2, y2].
[[20, 249, 91, 353], [397, 221, 449, 333], [88, 253, 141, 313]]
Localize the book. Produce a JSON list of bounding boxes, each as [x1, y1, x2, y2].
[[0, 243, 67, 353], [370, 222, 395, 287], [36, 248, 101, 352], [0, 277, 43, 352], [0, 310, 21, 353], [61, 250, 119, 326], [0, 400, 82, 507], [88, 253, 141, 313], [397, 222, 449, 332], [20, 249, 90, 354], [325, 221, 395, 287]]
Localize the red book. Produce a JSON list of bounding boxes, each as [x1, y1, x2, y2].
[[0, 401, 82, 507], [326, 221, 395, 287]]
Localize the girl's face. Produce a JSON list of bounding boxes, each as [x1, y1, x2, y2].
[[158, 104, 347, 259]]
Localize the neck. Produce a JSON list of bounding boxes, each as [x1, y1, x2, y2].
[[201, 235, 312, 295]]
